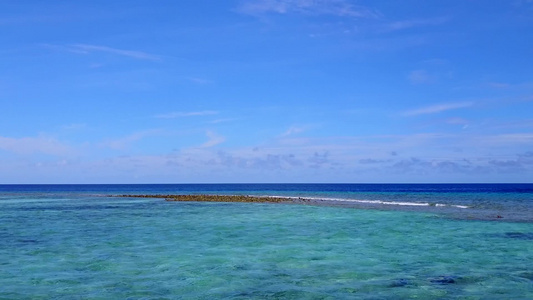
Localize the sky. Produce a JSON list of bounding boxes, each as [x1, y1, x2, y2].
[[1, 0, 532, 183]]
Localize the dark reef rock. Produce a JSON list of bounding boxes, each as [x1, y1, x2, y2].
[[116, 194, 292, 204]]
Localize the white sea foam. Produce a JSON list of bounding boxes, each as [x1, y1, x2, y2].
[[452, 205, 469, 209], [264, 195, 469, 209]]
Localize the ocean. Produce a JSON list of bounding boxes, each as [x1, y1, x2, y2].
[[0, 184, 532, 299]]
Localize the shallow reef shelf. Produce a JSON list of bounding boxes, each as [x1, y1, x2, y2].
[[116, 194, 298, 203]]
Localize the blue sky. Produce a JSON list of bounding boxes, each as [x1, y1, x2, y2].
[[1, 0, 532, 183]]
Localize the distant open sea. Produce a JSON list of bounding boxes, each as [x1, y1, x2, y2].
[[1, 184, 532, 299]]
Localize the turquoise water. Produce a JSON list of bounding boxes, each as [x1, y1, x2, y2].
[[1, 187, 532, 299]]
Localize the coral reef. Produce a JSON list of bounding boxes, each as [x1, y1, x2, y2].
[[117, 194, 294, 203]]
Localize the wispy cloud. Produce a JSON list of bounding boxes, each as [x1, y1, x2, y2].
[[237, 0, 379, 18], [209, 118, 240, 124], [280, 126, 305, 137], [445, 117, 470, 129], [104, 129, 162, 150], [486, 82, 511, 89], [478, 133, 533, 145], [491, 119, 533, 130], [408, 69, 432, 84], [201, 131, 226, 148], [359, 158, 391, 164], [0, 135, 72, 156], [61, 123, 87, 131], [383, 17, 448, 32], [66, 44, 161, 61], [155, 110, 219, 119], [403, 102, 474, 116], [476, 81, 533, 92]]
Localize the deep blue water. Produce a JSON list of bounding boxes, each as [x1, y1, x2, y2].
[[1, 184, 532, 298], [2, 183, 532, 194]]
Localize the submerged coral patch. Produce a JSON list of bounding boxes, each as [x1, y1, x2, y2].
[[504, 232, 533, 240], [429, 276, 459, 285]]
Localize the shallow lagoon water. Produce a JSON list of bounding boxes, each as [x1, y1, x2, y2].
[[1, 185, 532, 299]]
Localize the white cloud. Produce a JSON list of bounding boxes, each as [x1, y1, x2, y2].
[[445, 117, 470, 129], [403, 102, 473, 116], [237, 0, 378, 18], [104, 130, 162, 150], [3, 130, 533, 183], [280, 126, 305, 137], [384, 17, 448, 32], [477, 133, 533, 145], [67, 44, 160, 61], [155, 110, 219, 119], [209, 118, 240, 124], [0, 135, 72, 156], [200, 131, 226, 148], [445, 117, 469, 125]]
